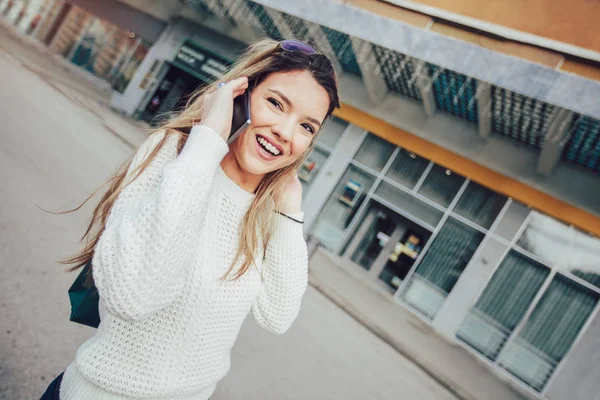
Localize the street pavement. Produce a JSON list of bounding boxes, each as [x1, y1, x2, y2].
[[0, 29, 459, 400]]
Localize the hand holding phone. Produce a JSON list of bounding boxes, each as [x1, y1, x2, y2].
[[228, 90, 251, 144], [200, 77, 249, 141]]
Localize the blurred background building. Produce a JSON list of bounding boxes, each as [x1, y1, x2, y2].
[[2, 1, 599, 399]]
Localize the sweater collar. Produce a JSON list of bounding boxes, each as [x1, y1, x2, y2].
[[215, 166, 255, 209]]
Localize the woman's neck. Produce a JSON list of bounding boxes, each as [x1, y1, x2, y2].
[[220, 154, 264, 194]]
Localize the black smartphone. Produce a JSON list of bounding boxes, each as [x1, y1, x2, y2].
[[228, 90, 251, 144]]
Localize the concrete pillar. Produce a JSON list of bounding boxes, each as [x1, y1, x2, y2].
[[351, 37, 388, 104], [477, 81, 492, 138], [537, 108, 574, 176]]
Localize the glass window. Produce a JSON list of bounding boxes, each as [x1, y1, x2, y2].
[[516, 212, 571, 265], [403, 218, 484, 318], [318, 117, 348, 149], [417, 164, 465, 208], [498, 275, 599, 391], [457, 251, 550, 360], [385, 149, 429, 189], [353, 134, 395, 172], [567, 229, 600, 289], [374, 181, 444, 228], [112, 40, 150, 94], [310, 165, 376, 251], [299, 146, 330, 194], [454, 182, 507, 229], [351, 209, 396, 271]]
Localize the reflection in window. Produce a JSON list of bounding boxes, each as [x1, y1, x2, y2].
[[517, 212, 600, 288], [310, 166, 376, 251], [351, 210, 395, 270], [299, 146, 330, 194], [569, 229, 600, 288], [353, 134, 395, 172], [417, 164, 465, 208], [403, 218, 484, 318], [385, 149, 429, 189], [454, 182, 506, 229], [457, 251, 549, 360], [499, 275, 599, 391]]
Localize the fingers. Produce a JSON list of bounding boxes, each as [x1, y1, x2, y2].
[[223, 76, 248, 92]]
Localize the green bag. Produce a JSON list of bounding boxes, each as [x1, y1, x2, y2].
[[68, 261, 100, 328]]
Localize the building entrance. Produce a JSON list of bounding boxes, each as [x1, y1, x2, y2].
[[343, 200, 431, 293]]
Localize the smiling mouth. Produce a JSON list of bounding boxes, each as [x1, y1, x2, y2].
[[256, 136, 282, 156]]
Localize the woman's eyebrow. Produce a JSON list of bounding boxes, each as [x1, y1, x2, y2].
[[267, 89, 322, 128]]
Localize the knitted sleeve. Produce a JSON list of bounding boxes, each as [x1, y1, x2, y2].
[[92, 125, 228, 321], [252, 213, 308, 334]]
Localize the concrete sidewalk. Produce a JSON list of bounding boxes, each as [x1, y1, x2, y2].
[[308, 248, 534, 400]]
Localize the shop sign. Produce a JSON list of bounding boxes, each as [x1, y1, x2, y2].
[[173, 40, 231, 82]]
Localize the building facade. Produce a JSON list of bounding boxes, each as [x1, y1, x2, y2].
[[3, 1, 600, 399]]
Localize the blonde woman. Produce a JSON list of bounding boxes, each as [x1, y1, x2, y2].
[[40, 39, 340, 400]]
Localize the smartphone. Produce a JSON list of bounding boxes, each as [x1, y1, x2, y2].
[[228, 90, 251, 144]]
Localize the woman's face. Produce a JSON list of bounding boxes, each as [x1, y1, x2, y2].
[[229, 70, 330, 178]]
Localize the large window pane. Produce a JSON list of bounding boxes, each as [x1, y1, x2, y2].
[[568, 229, 600, 289], [374, 181, 444, 228], [499, 275, 599, 391], [319, 117, 348, 148], [299, 146, 330, 194], [517, 212, 600, 288], [353, 134, 395, 172], [403, 218, 484, 318], [351, 208, 396, 270], [311, 165, 376, 251], [385, 149, 429, 189], [417, 165, 465, 208], [454, 182, 506, 229], [457, 251, 550, 360]]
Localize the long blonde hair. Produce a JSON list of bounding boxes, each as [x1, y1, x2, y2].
[[62, 38, 340, 280]]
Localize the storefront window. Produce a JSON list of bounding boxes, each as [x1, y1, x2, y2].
[[417, 164, 465, 208], [498, 274, 599, 391], [403, 217, 484, 318], [298, 118, 348, 194], [310, 165, 376, 251], [457, 251, 550, 360], [112, 40, 150, 94], [454, 182, 507, 229], [351, 208, 396, 270], [374, 181, 443, 228], [385, 149, 429, 189], [353, 134, 395, 172], [299, 146, 329, 194]]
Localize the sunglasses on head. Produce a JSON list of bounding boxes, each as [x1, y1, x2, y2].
[[279, 39, 318, 55]]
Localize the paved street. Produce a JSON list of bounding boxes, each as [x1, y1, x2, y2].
[[0, 30, 459, 400]]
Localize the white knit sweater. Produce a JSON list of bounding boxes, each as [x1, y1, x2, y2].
[[60, 125, 308, 399]]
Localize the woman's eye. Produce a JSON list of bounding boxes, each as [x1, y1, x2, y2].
[[302, 123, 315, 134], [267, 97, 282, 110]]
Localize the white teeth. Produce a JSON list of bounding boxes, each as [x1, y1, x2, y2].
[[257, 137, 280, 156]]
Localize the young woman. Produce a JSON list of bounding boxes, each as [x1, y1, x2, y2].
[[40, 39, 340, 399]]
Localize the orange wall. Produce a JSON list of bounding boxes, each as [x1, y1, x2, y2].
[[405, 0, 600, 52]]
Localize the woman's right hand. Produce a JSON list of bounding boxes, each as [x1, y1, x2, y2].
[[201, 77, 249, 141]]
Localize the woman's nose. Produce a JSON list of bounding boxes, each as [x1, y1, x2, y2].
[[272, 118, 295, 142]]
